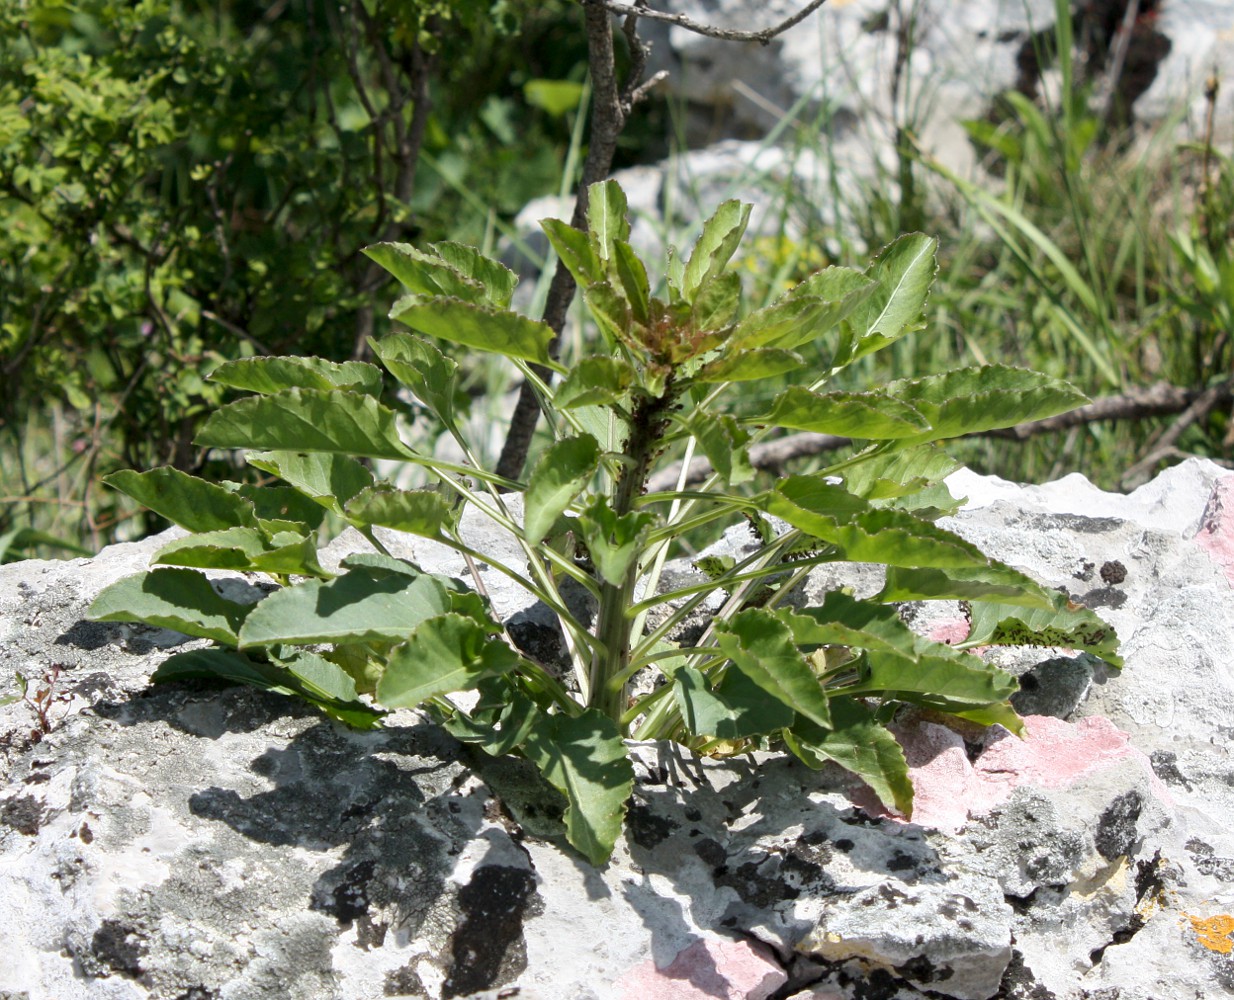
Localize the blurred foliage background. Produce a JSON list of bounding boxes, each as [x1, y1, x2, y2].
[[1, 0, 1231, 561], [0, 0, 597, 555]]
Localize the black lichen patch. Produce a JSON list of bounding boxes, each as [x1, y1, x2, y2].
[[384, 965, 429, 997], [846, 966, 902, 1000], [1075, 587, 1127, 610], [0, 794, 44, 835], [693, 837, 727, 871], [174, 989, 220, 1000], [626, 800, 677, 849], [999, 949, 1058, 999], [323, 859, 377, 924], [89, 920, 147, 980], [895, 953, 954, 985], [1099, 560, 1127, 585], [1095, 791, 1143, 861], [1025, 513, 1123, 535], [441, 865, 537, 998], [1151, 751, 1193, 791], [722, 858, 801, 907], [1188, 838, 1234, 882], [313, 858, 390, 950], [713, 843, 835, 908]]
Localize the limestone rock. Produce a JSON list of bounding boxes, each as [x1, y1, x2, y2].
[[2, 459, 1233, 999]]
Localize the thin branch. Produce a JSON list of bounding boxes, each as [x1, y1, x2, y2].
[[581, 0, 829, 45], [1119, 379, 1234, 488], [496, 3, 634, 482], [982, 381, 1204, 440]]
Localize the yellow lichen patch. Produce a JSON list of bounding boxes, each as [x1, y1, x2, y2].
[[1187, 913, 1234, 954], [1071, 856, 1130, 899]]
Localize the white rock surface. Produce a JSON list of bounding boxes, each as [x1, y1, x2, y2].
[[2, 458, 1233, 999]]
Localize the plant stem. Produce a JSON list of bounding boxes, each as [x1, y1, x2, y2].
[[588, 385, 674, 723]]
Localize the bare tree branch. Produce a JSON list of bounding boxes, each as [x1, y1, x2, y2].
[[581, 0, 829, 44], [645, 381, 1232, 493], [496, 3, 645, 482], [1119, 379, 1233, 488], [981, 381, 1208, 440]]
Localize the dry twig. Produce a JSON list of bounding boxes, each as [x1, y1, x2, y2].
[[580, 0, 829, 44]]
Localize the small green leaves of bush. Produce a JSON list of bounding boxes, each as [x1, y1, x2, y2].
[[89, 181, 1118, 865]]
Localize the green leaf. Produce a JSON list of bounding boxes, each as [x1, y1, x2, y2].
[[444, 675, 543, 755], [839, 445, 960, 502], [522, 709, 634, 866], [587, 180, 631, 263], [852, 647, 1019, 707], [238, 567, 452, 647], [612, 240, 650, 324], [776, 592, 918, 657], [523, 78, 586, 116], [105, 468, 258, 533], [666, 245, 686, 298], [370, 332, 459, 423], [755, 388, 931, 438], [843, 234, 938, 361], [962, 600, 1123, 667], [541, 218, 604, 287], [88, 568, 253, 646], [377, 614, 520, 708], [691, 270, 742, 330], [879, 565, 1058, 607], [715, 609, 832, 729], [197, 389, 412, 460], [577, 497, 655, 586], [345, 486, 456, 540], [523, 435, 602, 543], [391, 297, 555, 367], [584, 282, 634, 348], [682, 199, 752, 302], [695, 348, 804, 384], [944, 700, 1026, 737], [152, 648, 383, 729], [674, 665, 795, 739], [246, 451, 374, 515], [153, 527, 326, 578], [790, 265, 877, 304], [278, 649, 362, 703], [554, 356, 635, 410], [761, 476, 870, 537], [209, 356, 383, 396], [152, 647, 281, 688], [681, 412, 753, 487], [431, 241, 518, 308], [766, 483, 1049, 601], [785, 699, 913, 816], [728, 296, 832, 353], [882, 365, 1089, 442], [362, 242, 488, 302], [235, 484, 328, 531]]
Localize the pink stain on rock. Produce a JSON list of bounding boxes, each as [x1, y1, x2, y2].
[[928, 617, 972, 645], [852, 715, 1162, 835], [615, 937, 787, 1000], [1195, 474, 1234, 587]]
